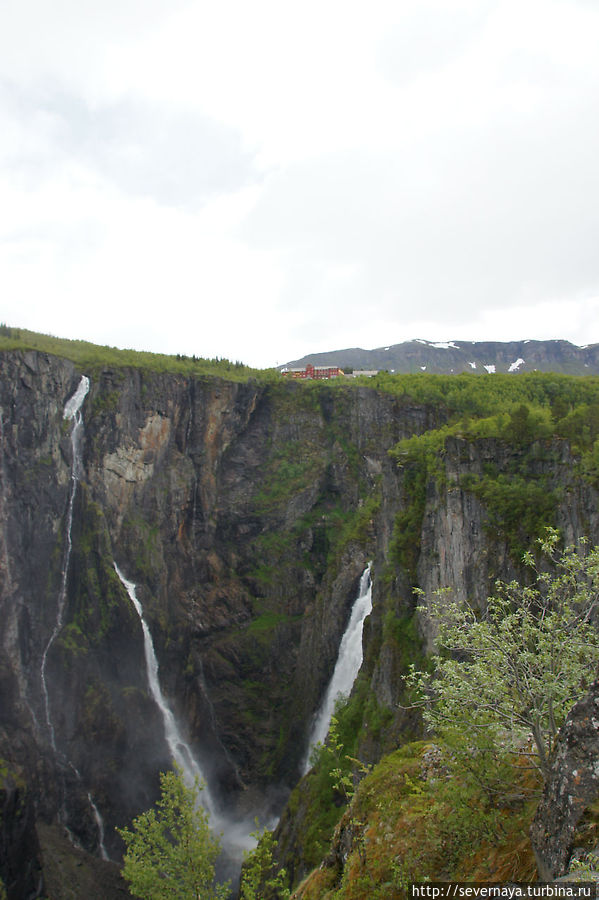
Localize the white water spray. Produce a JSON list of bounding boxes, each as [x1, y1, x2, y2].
[[303, 564, 373, 772], [41, 376, 90, 750], [88, 792, 109, 861], [114, 564, 217, 817]]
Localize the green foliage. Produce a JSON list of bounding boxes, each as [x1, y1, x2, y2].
[[253, 441, 323, 514], [325, 713, 370, 803], [406, 529, 599, 782], [388, 373, 599, 482], [329, 491, 381, 562], [357, 746, 505, 889], [58, 621, 89, 657], [0, 326, 277, 381], [580, 438, 599, 485], [568, 855, 599, 884], [0, 323, 19, 340], [247, 611, 290, 633], [386, 463, 427, 580], [374, 371, 599, 422], [386, 374, 599, 564], [290, 694, 369, 873], [240, 824, 291, 900], [91, 388, 120, 414], [117, 766, 229, 900], [461, 471, 559, 557], [296, 741, 537, 899]]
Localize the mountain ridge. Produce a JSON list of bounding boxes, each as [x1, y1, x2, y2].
[[282, 339, 599, 376]]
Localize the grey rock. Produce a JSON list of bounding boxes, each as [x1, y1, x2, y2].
[[530, 677, 599, 880]]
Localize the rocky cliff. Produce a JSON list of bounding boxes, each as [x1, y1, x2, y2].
[[531, 674, 599, 880], [1, 348, 598, 897]]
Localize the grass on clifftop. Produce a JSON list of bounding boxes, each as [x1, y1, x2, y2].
[[293, 741, 539, 900], [0, 325, 278, 381]]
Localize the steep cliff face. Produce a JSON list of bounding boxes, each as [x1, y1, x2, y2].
[[1, 348, 598, 896], [0, 350, 438, 893], [271, 427, 599, 889], [360, 431, 599, 757]]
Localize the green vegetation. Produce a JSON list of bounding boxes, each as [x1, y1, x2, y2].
[[253, 441, 324, 515], [8, 331, 599, 895], [386, 374, 599, 563], [382, 371, 599, 451], [63, 494, 134, 650], [386, 463, 428, 581], [289, 531, 599, 896], [0, 326, 278, 381], [240, 825, 291, 900], [58, 622, 89, 657], [255, 463, 378, 568], [247, 611, 290, 633], [4, 327, 599, 434], [117, 766, 229, 900], [461, 470, 559, 557], [372, 370, 599, 422], [295, 741, 538, 899], [406, 529, 599, 782]]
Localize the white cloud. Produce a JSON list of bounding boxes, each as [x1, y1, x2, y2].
[[1, 0, 599, 366]]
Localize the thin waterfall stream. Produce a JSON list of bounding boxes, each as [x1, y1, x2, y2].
[[37, 376, 110, 859], [303, 563, 373, 772], [88, 793, 109, 861], [40, 375, 90, 750]]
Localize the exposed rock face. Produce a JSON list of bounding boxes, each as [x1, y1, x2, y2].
[[530, 677, 599, 880], [1, 348, 599, 895], [0, 766, 43, 899], [0, 352, 428, 891]]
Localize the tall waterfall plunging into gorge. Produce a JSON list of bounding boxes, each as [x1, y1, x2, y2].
[[41, 375, 90, 750], [303, 563, 373, 771], [114, 564, 217, 817], [114, 564, 258, 881]]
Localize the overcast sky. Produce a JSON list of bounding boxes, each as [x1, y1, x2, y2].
[[1, 0, 599, 368]]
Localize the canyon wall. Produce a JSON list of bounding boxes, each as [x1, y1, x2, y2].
[[0, 349, 597, 896]]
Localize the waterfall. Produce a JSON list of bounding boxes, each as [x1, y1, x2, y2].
[[37, 378, 107, 859], [303, 563, 373, 772], [41, 375, 90, 751], [114, 563, 260, 885], [88, 793, 109, 861], [114, 564, 217, 818]]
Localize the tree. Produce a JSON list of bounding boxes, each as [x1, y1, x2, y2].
[[117, 766, 229, 900], [239, 824, 290, 900], [405, 529, 599, 785]]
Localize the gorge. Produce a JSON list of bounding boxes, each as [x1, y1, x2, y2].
[[1, 341, 599, 897]]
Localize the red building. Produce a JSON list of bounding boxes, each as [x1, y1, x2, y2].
[[281, 364, 344, 380]]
